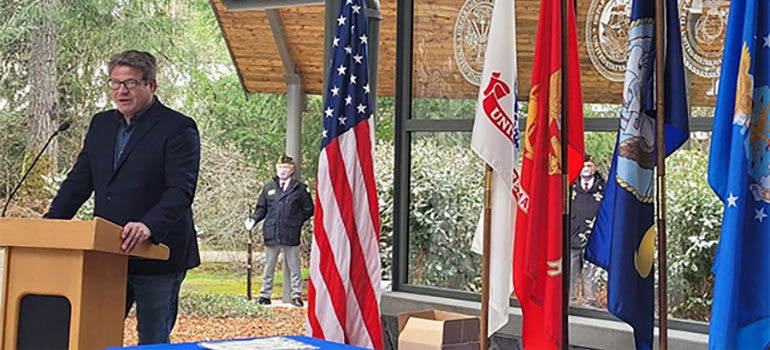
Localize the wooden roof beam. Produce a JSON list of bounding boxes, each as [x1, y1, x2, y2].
[[221, 0, 322, 11], [266, 9, 303, 88]]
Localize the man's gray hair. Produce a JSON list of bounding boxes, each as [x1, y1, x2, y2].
[[108, 50, 157, 82]]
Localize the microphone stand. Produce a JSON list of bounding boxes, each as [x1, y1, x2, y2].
[[2, 121, 70, 217]]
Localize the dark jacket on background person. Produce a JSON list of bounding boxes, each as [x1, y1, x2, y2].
[[45, 100, 201, 275], [570, 172, 605, 249], [252, 176, 314, 246]]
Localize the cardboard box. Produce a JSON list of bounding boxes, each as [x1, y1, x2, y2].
[[397, 310, 480, 350]]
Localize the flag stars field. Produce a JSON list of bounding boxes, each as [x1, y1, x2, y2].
[[754, 207, 766, 222], [727, 192, 738, 207]]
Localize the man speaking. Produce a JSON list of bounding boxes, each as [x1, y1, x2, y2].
[[45, 50, 201, 345]]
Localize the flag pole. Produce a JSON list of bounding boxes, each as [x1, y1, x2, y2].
[[560, 0, 571, 349], [481, 164, 493, 350], [654, 0, 668, 349]]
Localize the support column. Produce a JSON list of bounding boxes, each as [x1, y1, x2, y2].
[[283, 75, 305, 304], [285, 76, 305, 178]]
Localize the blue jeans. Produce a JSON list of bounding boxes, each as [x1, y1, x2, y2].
[[125, 271, 186, 345]]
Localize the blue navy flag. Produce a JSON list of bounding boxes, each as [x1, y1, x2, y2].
[[307, 0, 383, 348], [707, 0, 770, 348], [585, 1, 688, 349]]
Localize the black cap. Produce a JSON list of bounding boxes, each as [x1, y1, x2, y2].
[[277, 154, 294, 164], [584, 154, 594, 163]]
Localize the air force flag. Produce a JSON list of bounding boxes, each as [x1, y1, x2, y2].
[[707, 1, 770, 348]]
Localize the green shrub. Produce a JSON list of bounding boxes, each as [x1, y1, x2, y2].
[[666, 149, 722, 322], [381, 136, 485, 291], [375, 141, 395, 280], [178, 292, 271, 318]]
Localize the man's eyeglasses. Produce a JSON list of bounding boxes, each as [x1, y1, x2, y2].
[[108, 79, 143, 90]]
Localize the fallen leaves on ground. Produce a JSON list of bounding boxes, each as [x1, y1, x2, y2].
[[123, 306, 307, 346]]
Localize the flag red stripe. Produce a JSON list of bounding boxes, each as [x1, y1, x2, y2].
[[325, 137, 384, 348], [311, 185, 349, 341], [307, 279, 325, 339], [354, 120, 381, 240]]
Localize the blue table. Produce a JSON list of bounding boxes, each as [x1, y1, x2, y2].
[[107, 335, 371, 350]]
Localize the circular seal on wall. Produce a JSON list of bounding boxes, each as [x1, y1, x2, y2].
[[679, 0, 729, 79], [585, 0, 631, 82], [453, 0, 494, 86]]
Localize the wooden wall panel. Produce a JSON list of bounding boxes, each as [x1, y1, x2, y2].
[[212, 0, 719, 106]]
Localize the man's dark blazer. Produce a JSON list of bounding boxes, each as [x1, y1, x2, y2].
[[45, 99, 201, 275], [252, 177, 314, 247]]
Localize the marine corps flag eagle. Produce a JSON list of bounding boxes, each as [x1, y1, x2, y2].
[[513, 0, 584, 348]]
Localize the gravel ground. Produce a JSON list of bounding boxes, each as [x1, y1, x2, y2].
[[122, 307, 307, 346]]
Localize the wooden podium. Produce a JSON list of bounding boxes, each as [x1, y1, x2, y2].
[[0, 217, 169, 349]]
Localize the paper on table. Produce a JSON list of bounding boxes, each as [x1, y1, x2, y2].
[[199, 336, 319, 350]]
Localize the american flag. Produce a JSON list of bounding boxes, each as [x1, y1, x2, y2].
[[306, 0, 383, 348]]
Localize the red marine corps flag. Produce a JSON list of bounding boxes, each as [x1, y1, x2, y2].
[[513, 0, 584, 348], [470, 0, 520, 338]]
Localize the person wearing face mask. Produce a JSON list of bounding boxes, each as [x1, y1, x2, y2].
[[250, 154, 314, 307], [569, 154, 605, 307]]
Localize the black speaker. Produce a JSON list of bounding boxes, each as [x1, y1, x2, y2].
[[17, 294, 71, 350]]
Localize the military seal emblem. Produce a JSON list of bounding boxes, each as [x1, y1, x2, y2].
[[679, 0, 729, 79], [453, 0, 494, 86], [586, 0, 631, 82]]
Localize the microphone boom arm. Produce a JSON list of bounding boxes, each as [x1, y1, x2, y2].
[[2, 121, 70, 217]]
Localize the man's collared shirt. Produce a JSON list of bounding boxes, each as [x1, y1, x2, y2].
[[114, 97, 156, 170], [581, 177, 595, 192]]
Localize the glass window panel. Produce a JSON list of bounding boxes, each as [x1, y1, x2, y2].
[[569, 131, 616, 309], [573, 130, 719, 324], [584, 103, 622, 118], [407, 132, 483, 291], [412, 0, 480, 119], [665, 132, 719, 323]]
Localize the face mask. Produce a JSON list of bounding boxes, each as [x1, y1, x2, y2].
[[277, 167, 292, 180], [581, 167, 593, 178]]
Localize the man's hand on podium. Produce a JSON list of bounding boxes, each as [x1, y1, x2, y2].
[[121, 222, 152, 253]]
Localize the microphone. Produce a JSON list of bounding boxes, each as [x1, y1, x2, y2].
[[2, 120, 71, 217]]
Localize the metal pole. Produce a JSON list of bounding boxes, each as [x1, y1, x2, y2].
[[480, 164, 493, 350], [365, 0, 381, 118], [322, 0, 341, 104], [560, 0, 571, 349], [654, 0, 668, 349], [246, 200, 254, 300], [392, 0, 414, 292], [247, 237, 253, 300]]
